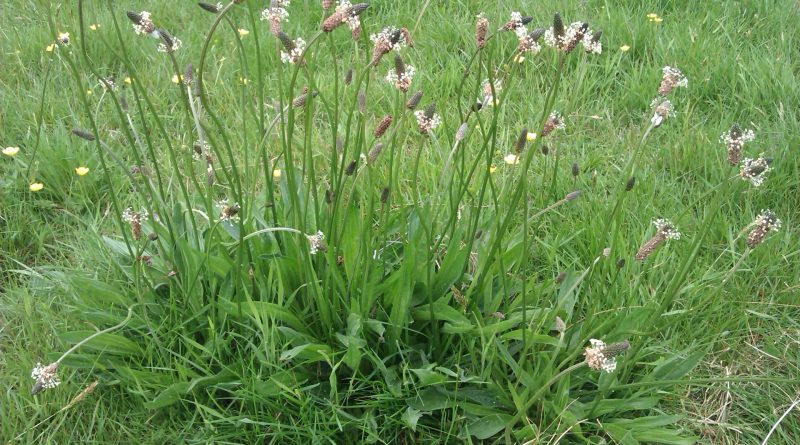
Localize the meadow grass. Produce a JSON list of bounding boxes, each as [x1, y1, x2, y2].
[[1, 0, 799, 443]]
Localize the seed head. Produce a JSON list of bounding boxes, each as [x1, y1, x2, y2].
[[500, 11, 533, 33], [261, 3, 289, 35], [571, 162, 579, 177], [649, 98, 675, 127], [564, 190, 581, 201], [720, 124, 755, 165], [406, 91, 423, 110], [625, 176, 636, 191], [515, 128, 528, 153], [357, 90, 366, 113], [345, 159, 357, 175], [218, 200, 241, 222], [344, 67, 353, 85], [385, 54, 415, 92], [157, 30, 182, 53], [544, 16, 596, 54], [746, 209, 781, 249], [122, 207, 148, 240], [292, 90, 317, 108], [584, 339, 629, 372], [658, 66, 688, 96], [475, 13, 489, 49], [455, 122, 469, 141], [198, 2, 222, 13], [128, 11, 156, 36], [370, 26, 411, 65], [582, 28, 602, 54], [636, 218, 680, 261], [380, 186, 390, 203], [373, 115, 393, 138], [368, 142, 384, 163], [31, 362, 60, 395], [72, 128, 96, 141], [542, 112, 566, 137], [415, 104, 441, 135], [306, 230, 327, 255], [518, 28, 544, 54], [278, 33, 306, 65], [739, 155, 770, 187]]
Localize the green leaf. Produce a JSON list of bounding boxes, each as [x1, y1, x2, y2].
[[402, 407, 423, 432], [279, 343, 333, 363], [219, 298, 308, 334], [59, 331, 142, 356], [466, 414, 512, 440]]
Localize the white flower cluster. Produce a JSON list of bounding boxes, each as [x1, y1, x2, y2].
[[280, 37, 306, 64], [386, 65, 415, 92], [584, 339, 617, 372], [414, 110, 442, 135], [653, 218, 681, 240]]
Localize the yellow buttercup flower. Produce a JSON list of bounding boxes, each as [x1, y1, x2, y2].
[[646, 13, 659, 19], [172, 74, 183, 84], [2, 146, 20, 156], [526, 132, 537, 141], [272, 169, 282, 179], [653, 17, 663, 23], [503, 154, 520, 165], [29, 182, 44, 192], [513, 54, 525, 63], [89, 24, 99, 31], [239, 77, 249, 85], [620, 44, 630, 52], [238, 28, 249, 37], [86, 89, 93, 96], [124, 77, 132, 85], [75, 166, 90, 176], [46, 44, 55, 52], [488, 165, 497, 173]]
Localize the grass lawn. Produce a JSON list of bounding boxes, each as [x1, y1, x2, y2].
[[1, 0, 798, 443]]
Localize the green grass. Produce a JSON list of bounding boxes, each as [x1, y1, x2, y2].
[[1, 0, 799, 443]]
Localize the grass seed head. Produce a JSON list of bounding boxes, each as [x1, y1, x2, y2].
[[515, 128, 528, 152], [746, 209, 781, 248], [198, 2, 221, 13], [373, 115, 393, 138], [368, 142, 384, 163], [380, 186, 390, 203], [72, 128, 96, 141], [31, 362, 60, 395], [406, 90, 423, 109], [625, 176, 636, 191], [475, 13, 488, 48]]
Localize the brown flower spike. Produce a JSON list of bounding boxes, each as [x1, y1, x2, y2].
[[746, 210, 781, 249], [636, 219, 680, 261], [475, 13, 488, 49], [720, 124, 755, 165], [584, 339, 629, 372], [374, 115, 393, 138]]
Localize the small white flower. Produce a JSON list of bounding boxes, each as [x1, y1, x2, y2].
[[414, 109, 442, 135], [306, 230, 326, 255], [157, 37, 182, 53], [649, 98, 675, 127], [31, 362, 60, 394], [280, 37, 306, 64], [739, 156, 770, 187], [653, 218, 681, 240], [385, 64, 415, 92]]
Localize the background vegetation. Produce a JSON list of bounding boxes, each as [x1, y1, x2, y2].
[[1, 0, 798, 443]]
